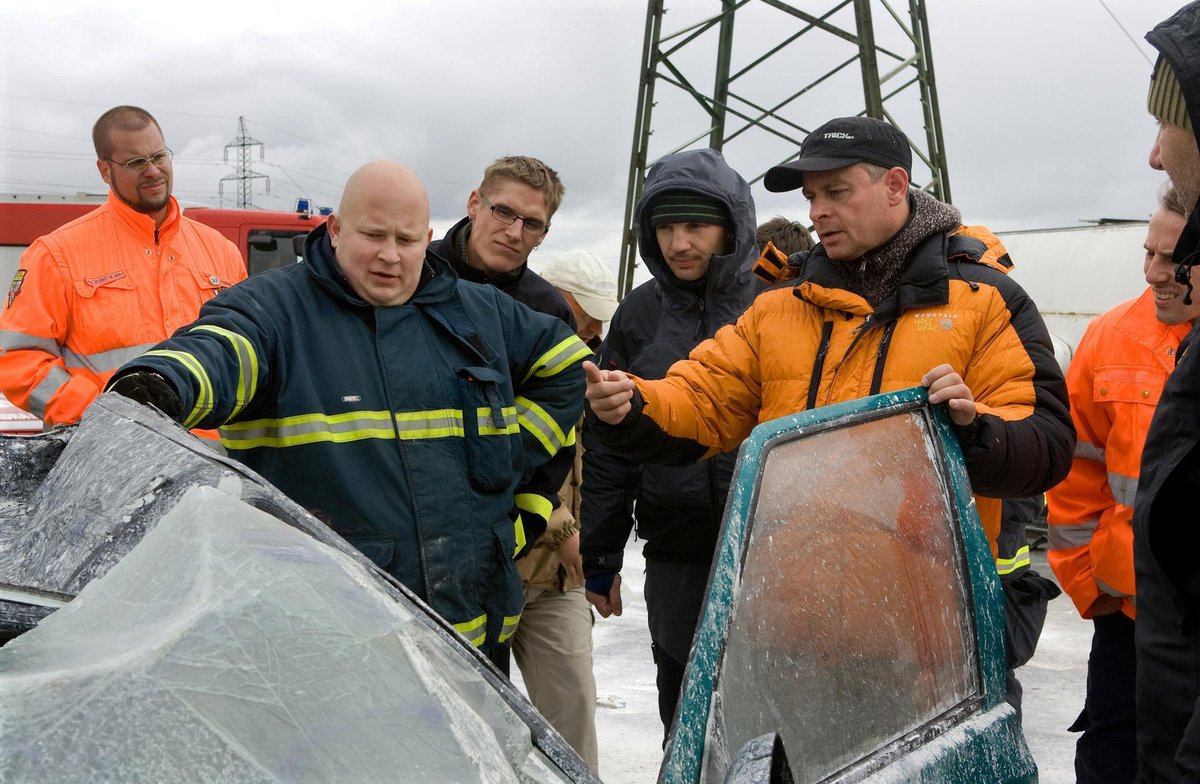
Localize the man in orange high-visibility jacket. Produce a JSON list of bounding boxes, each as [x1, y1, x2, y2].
[[1046, 184, 1194, 784], [0, 105, 245, 427]]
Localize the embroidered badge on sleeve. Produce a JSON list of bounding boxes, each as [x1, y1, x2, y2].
[[6, 270, 26, 309]]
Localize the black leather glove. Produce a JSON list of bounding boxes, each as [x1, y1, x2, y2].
[[107, 372, 183, 421]]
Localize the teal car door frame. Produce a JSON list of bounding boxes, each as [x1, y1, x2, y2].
[[660, 387, 1037, 783]]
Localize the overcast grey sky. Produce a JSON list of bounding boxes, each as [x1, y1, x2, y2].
[[0, 0, 1184, 272]]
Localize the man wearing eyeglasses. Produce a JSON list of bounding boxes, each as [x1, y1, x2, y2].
[[0, 105, 246, 427], [429, 158, 577, 614], [428, 156, 600, 763], [430, 156, 574, 329]]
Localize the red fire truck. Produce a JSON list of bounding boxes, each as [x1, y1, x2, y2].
[[0, 194, 328, 433], [0, 193, 328, 284]]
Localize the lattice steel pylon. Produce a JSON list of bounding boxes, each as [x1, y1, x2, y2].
[[619, 0, 951, 295], [220, 116, 270, 209]]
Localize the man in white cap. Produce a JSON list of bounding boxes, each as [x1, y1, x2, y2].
[[509, 249, 618, 774]]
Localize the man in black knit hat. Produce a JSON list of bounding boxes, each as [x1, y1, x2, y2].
[[581, 147, 759, 739]]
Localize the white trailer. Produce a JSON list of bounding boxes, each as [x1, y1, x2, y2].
[[1000, 222, 1150, 369]]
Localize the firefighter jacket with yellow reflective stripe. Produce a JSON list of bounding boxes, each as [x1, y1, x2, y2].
[[431, 217, 580, 585], [587, 224, 1075, 559], [1047, 289, 1190, 621], [115, 225, 589, 649], [0, 192, 245, 426]]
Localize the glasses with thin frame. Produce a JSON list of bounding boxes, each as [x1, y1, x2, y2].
[[107, 149, 173, 173], [479, 193, 549, 238]]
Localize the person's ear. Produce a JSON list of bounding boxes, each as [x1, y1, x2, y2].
[[327, 214, 342, 248], [884, 167, 909, 206]]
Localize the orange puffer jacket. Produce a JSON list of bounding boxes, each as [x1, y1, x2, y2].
[[1047, 289, 1190, 620], [0, 193, 245, 426], [617, 226, 1074, 555]]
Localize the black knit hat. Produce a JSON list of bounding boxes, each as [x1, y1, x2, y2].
[[648, 191, 731, 227]]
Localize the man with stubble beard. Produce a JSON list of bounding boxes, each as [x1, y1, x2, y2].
[[0, 105, 245, 427]]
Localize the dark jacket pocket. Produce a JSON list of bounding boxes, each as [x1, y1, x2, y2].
[[457, 365, 518, 493], [342, 536, 395, 571]]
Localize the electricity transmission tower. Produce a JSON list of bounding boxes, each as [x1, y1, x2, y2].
[[619, 0, 950, 294], [220, 116, 270, 209]]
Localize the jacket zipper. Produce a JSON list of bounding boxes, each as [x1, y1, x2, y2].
[[806, 320, 835, 410], [868, 321, 898, 395], [822, 314, 874, 408]]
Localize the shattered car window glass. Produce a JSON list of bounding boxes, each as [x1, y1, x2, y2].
[[711, 412, 977, 781], [1, 485, 571, 784]]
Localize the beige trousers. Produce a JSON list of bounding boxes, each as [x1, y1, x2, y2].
[[511, 585, 599, 773]]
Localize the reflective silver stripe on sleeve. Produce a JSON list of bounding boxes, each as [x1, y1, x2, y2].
[[515, 396, 567, 456], [190, 325, 259, 419], [28, 365, 73, 418], [1096, 577, 1132, 599], [62, 343, 156, 374], [1074, 440, 1106, 463], [497, 613, 522, 643], [523, 335, 590, 383], [1047, 520, 1097, 550], [1108, 472, 1138, 508], [0, 330, 62, 356]]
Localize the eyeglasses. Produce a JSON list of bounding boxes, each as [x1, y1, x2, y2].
[[479, 193, 549, 238], [107, 149, 173, 173]]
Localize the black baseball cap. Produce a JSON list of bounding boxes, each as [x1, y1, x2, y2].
[[764, 117, 912, 193]]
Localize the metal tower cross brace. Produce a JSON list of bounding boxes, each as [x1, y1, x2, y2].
[[618, 0, 951, 295]]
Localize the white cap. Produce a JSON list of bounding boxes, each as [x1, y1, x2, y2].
[[541, 249, 620, 322]]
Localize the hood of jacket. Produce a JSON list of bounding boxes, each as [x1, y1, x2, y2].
[[302, 222, 455, 309], [1147, 4, 1200, 264], [634, 148, 758, 323]]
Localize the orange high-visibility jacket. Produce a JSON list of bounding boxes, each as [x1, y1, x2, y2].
[[1046, 289, 1190, 620], [0, 193, 245, 426], [608, 226, 1074, 558]]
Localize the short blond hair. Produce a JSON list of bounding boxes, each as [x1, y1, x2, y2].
[[480, 156, 565, 217]]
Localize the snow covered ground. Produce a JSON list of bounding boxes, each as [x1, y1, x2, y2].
[[515, 539, 1090, 783]]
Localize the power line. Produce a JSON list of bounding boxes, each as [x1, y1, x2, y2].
[[1096, 0, 1154, 66]]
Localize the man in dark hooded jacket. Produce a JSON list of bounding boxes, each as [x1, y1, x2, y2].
[[1132, 4, 1200, 780], [581, 148, 758, 738]]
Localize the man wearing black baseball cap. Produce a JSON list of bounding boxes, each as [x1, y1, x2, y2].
[[763, 115, 912, 192], [583, 115, 1074, 717]]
